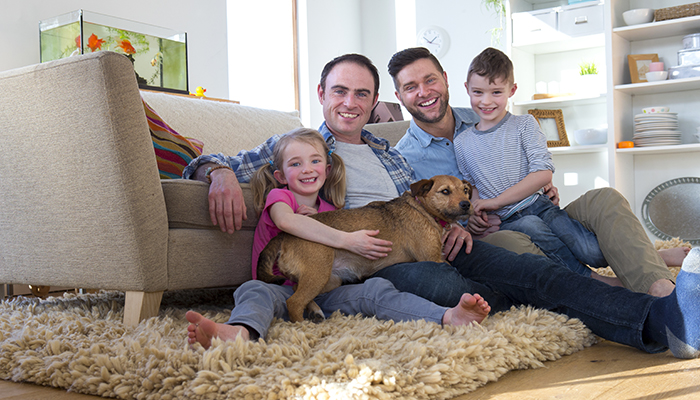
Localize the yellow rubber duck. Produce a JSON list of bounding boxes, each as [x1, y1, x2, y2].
[[192, 86, 207, 97]]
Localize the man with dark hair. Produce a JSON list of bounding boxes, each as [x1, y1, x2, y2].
[[182, 52, 700, 360], [385, 46, 677, 298]]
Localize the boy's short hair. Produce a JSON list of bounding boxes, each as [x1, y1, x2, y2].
[[388, 47, 444, 90], [467, 47, 514, 86]]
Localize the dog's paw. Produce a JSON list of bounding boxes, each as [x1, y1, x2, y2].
[[309, 311, 326, 324]]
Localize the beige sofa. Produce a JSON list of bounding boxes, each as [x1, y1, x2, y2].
[[0, 51, 409, 326]]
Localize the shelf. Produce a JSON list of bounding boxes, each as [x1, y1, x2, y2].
[[514, 93, 606, 108], [550, 144, 607, 154], [613, 15, 700, 42], [616, 142, 700, 155], [614, 76, 700, 96], [512, 33, 604, 55]]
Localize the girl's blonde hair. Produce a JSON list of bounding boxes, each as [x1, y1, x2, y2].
[[252, 127, 346, 215]]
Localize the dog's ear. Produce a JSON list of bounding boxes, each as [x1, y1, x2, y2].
[[410, 178, 434, 197], [463, 180, 473, 199]]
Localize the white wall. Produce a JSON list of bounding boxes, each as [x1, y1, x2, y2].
[[0, 0, 229, 99], [415, 0, 504, 109]]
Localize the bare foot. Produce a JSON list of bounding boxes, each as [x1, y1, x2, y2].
[[659, 247, 691, 267], [648, 278, 675, 297], [185, 310, 250, 349], [442, 293, 491, 326], [590, 271, 623, 287]]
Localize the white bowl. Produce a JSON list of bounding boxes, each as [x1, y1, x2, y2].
[[623, 8, 655, 26], [574, 126, 608, 145], [642, 106, 670, 113], [645, 71, 668, 82]]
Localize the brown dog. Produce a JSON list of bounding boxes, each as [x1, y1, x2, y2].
[[257, 175, 473, 322]]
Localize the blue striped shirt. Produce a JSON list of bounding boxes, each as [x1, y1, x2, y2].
[[454, 113, 554, 219], [183, 122, 415, 208]]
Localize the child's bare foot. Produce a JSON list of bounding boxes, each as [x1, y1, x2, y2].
[[185, 310, 250, 349], [659, 247, 691, 267], [442, 293, 491, 326]]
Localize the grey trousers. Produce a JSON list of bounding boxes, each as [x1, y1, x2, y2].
[[226, 277, 447, 338]]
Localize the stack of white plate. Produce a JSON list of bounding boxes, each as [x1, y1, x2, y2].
[[633, 112, 681, 147]]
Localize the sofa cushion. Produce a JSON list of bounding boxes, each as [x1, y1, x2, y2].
[[139, 91, 303, 156], [144, 99, 204, 179], [363, 120, 410, 147]]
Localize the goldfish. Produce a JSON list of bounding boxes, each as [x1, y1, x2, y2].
[[117, 39, 136, 55], [87, 34, 105, 52]]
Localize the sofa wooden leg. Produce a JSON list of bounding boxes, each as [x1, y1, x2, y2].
[[123, 291, 164, 327]]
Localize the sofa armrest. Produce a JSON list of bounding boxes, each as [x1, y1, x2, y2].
[[0, 52, 168, 292]]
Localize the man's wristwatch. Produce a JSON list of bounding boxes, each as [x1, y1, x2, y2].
[[204, 165, 233, 184]]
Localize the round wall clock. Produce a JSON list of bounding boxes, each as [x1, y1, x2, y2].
[[417, 26, 450, 58]]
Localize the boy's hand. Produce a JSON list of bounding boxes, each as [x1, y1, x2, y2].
[[472, 198, 500, 215], [344, 230, 392, 260]]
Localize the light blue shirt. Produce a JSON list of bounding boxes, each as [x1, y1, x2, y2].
[[395, 107, 479, 181]]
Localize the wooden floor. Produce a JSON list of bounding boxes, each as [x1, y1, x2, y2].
[[2, 340, 700, 399]]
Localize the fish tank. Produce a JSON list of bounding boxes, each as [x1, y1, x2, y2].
[[40, 10, 188, 94]]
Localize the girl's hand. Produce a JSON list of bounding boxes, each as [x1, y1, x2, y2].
[[343, 230, 392, 260], [296, 204, 318, 216]]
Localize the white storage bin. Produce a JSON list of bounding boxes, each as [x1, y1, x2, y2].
[[558, 2, 604, 38], [512, 9, 559, 46]]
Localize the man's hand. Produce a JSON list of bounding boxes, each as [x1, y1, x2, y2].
[[466, 213, 501, 239], [207, 167, 247, 233], [442, 224, 473, 261], [543, 181, 560, 207]]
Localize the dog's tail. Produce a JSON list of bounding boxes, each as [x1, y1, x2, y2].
[[256, 235, 286, 285]]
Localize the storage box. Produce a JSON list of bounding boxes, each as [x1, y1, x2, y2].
[[655, 2, 700, 22], [678, 48, 700, 66], [559, 2, 604, 38], [40, 10, 188, 93], [512, 9, 561, 46], [669, 64, 700, 79]]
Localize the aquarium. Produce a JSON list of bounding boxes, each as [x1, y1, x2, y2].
[[40, 10, 188, 94]]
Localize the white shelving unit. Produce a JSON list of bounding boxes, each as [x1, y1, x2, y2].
[[609, 0, 700, 242], [508, 0, 700, 241], [508, 0, 609, 208]]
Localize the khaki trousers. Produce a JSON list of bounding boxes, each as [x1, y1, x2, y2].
[[480, 187, 673, 293]]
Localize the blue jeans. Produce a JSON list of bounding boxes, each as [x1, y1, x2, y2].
[[500, 195, 607, 276], [226, 277, 447, 339], [372, 240, 665, 354]]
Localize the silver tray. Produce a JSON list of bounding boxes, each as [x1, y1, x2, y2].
[[641, 177, 700, 245]]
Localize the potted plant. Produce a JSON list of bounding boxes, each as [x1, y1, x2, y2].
[[577, 60, 602, 95]]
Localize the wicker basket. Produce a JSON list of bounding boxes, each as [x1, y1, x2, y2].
[[655, 2, 700, 21]]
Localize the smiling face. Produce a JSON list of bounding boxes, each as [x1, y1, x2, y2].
[[318, 61, 378, 143], [465, 74, 517, 131], [274, 140, 331, 202], [394, 58, 450, 125]]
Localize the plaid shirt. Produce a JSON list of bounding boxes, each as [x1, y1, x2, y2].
[[182, 122, 415, 207]]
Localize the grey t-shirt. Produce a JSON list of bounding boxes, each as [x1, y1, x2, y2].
[[334, 141, 399, 209]]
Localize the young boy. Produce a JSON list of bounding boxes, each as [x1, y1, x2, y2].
[[454, 47, 616, 283]]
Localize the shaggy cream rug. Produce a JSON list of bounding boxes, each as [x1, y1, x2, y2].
[[4, 239, 692, 399], [0, 289, 597, 399]]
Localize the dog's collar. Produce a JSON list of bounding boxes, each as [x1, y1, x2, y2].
[[415, 196, 451, 228]]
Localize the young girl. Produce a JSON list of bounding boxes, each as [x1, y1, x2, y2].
[[186, 128, 491, 348]]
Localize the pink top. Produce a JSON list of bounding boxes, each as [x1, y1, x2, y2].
[[251, 188, 336, 285]]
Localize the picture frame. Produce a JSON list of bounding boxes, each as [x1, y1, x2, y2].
[[528, 109, 569, 147], [628, 53, 659, 84]]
